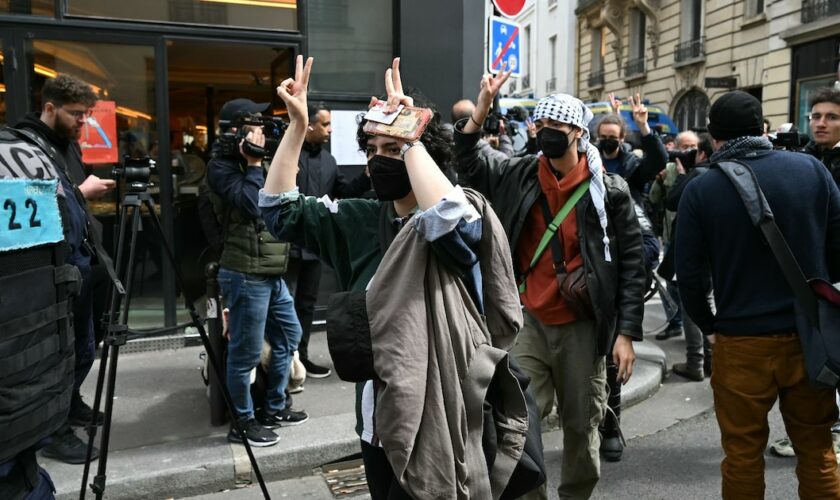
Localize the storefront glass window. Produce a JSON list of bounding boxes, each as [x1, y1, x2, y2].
[[27, 40, 168, 325], [67, 0, 297, 31], [0, 0, 53, 16], [306, 0, 392, 95], [0, 40, 5, 124], [796, 75, 836, 136]]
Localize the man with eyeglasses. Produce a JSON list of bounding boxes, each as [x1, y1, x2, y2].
[[15, 74, 110, 464], [804, 87, 840, 187]]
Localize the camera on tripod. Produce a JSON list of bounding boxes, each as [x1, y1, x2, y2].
[[112, 156, 156, 193], [217, 114, 288, 160], [668, 148, 698, 171]]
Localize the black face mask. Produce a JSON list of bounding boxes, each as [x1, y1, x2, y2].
[[599, 138, 620, 155], [537, 127, 573, 159], [368, 155, 412, 201]]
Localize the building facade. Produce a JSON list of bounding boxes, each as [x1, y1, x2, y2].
[[500, 0, 578, 99], [0, 0, 484, 325], [575, 0, 840, 134]]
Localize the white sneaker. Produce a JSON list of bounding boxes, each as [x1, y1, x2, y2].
[[769, 437, 795, 457]]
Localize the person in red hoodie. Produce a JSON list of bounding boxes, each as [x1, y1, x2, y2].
[[452, 73, 646, 498]]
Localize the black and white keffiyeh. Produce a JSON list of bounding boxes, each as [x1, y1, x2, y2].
[[534, 93, 611, 262]]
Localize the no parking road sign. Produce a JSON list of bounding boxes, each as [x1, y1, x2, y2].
[[488, 16, 521, 77]]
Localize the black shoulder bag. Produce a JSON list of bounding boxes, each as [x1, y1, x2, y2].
[[715, 160, 840, 389]]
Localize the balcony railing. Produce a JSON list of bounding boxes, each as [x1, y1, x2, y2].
[[522, 74, 531, 89], [588, 70, 605, 88], [674, 37, 705, 63], [508, 79, 517, 94], [546, 77, 557, 93], [802, 0, 840, 23], [624, 57, 646, 77]]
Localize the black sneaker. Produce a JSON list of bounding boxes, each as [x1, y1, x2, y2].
[[227, 418, 279, 447], [257, 408, 309, 429], [41, 427, 99, 464], [655, 326, 683, 340], [68, 392, 104, 427], [302, 359, 332, 378]]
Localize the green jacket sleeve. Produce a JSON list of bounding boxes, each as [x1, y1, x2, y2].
[[261, 194, 381, 291]]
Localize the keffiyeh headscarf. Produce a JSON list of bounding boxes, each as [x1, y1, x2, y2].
[[534, 93, 611, 262]]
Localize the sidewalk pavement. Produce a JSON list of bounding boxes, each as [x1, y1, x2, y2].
[[47, 325, 667, 500]]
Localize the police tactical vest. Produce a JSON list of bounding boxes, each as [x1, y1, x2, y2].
[[0, 127, 80, 464]]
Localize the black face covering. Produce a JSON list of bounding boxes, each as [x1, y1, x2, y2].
[[537, 127, 573, 159], [599, 138, 620, 155], [368, 155, 412, 201]]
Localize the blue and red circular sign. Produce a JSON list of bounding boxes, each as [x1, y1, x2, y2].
[[492, 0, 526, 18]]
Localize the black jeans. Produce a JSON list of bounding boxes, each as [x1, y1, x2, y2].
[[285, 256, 321, 361], [360, 440, 411, 500]]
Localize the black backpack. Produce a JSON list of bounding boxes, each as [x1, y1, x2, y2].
[[0, 127, 81, 465]]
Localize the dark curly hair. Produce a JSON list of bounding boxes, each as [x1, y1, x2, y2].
[[809, 86, 840, 109], [41, 74, 98, 109], [356, 88, 453, 169]]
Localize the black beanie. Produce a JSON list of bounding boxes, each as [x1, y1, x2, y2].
[[707, 91, 764, 141]]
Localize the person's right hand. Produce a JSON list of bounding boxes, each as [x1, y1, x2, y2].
[[608, 92, 622, 114], [78, 174, 116, 200], [240, 128, 265, 167], [276, 55, 313, 125], [675, 157, 686, 175]]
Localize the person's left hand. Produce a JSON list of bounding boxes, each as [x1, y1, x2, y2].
[[372, 58, 414, 113], [526, 119, 537, 139], [78, 174, 116, 199], [613, 334, 637, 384], [629, 93, 651, 136], [276, 55, 313, 124]]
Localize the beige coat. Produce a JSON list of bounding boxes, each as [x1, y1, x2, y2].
[[367, 189, 527, 499]]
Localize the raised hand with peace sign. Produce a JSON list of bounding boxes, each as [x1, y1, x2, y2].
[[463, 64, 514, 134], [265, 54, 314, 194], [628, 93, 652, 136]]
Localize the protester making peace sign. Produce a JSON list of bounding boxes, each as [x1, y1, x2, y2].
[[260, 56, 536, 500]]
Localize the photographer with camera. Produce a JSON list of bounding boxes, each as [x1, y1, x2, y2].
[[803, 87, 840, 187], [649, 132, 714, 382], [14, 74, 111, 465], [451, 99, 514, 160], [206, 98, 308, 448]]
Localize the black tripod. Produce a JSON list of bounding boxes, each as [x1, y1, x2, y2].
[[79, 188, 271, 500]]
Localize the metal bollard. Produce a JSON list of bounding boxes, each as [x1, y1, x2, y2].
[[205, 262, 228, 426]]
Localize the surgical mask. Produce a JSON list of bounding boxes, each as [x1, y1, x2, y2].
[[599, 138, 620, 155], [537, 127, 573, 159], [368, 155, 412, 201]]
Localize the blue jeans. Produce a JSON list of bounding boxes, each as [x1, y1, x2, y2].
[[217, 267, 302, 419]]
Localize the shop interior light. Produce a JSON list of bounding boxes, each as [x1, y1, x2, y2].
[[0, 84, 6, 93], [199, 0, 296, 8], [34, 64, 59, 78], [115, 105, 153, 121]]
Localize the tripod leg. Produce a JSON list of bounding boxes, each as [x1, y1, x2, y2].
[[142, 198, 271, 500], [81, 202, 143, 500], [80, 200, 132, 500]]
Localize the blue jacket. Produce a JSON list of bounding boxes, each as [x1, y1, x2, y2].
[[676, 149, 840, 335]]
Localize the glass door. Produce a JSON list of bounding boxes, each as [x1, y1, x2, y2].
[[2, 27, 179, 328]]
